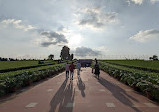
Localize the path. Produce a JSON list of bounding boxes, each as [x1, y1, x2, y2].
[[0, 68, 159, 112]]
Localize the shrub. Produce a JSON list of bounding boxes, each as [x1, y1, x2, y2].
[[0, 63, 65, 97], [99, 61, 159, 101], [0, 81, 6, 96]]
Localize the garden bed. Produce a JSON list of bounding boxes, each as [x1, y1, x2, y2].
[[0, 63, 65, 97], [99, 61, 159, 101]]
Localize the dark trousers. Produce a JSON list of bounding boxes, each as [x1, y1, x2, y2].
[[66, 71, 69, 78]]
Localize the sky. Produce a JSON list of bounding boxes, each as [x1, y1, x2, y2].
[[0, 0, 159, 59]]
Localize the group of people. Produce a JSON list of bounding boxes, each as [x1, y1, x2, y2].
[[65, 61, 81, 80], [65, 59, 100, 80]]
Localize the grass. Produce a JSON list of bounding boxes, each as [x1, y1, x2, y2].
[[0, 60, 56, 71], [0, 63, 65, 79], [99, 61, 159, 77], [103, 60, 159, 70]]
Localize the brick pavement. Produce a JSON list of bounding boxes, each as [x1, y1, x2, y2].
[[0, 68, 159, 112]]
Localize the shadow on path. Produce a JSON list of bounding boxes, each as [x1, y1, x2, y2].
[[49, 78, 75, 112], [77, 76, 85, 97], [98, 77, 141, 112]]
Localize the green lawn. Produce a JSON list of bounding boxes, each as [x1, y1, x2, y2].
[[104, 60, 159, 70], [0, 63, 65, 79], [99, 61, 158, 76], [0, 60, 55, 71]]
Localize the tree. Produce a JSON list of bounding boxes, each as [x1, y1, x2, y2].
[[70, 54, 74, 60], [149, 57, 153, 60], [149, 55, 158, 60], [152, 55, 158, 60], [48, 54, 54, 60], [60, 46, 70, 60]]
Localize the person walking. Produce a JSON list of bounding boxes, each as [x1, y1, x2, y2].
[[65, 62, 70, 78], [94, 59, 100, 79], [69, 62, 75, 80], [92, 58, 97, 74], [76, 61, 81, 77], [92, 60, 95, 74]]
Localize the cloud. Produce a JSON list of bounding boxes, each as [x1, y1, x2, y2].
[[95, 46, 109, 53], [130, 0, 143, 4], [74, 46, 101, 57], [40, 42, 56, 47], [75, 8, 118, 29], [129, 29, 159, 42], [57, 25, 65, 31], [40, 31, 68, 47], [1, 19, 35, 31], [0, 18, 68, 47], [128, 0, 159, 5], [151, 0, 159, 3]]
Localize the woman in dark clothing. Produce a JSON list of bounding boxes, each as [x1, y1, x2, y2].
[[94, 60, 100, 79]]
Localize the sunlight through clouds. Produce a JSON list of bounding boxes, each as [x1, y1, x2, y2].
[[131, 0, 143, 5], [68, 34, 83, 48], [0, 0, 159, 59]]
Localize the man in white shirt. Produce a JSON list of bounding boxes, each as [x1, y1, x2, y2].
[[76, 61, 81, 76]]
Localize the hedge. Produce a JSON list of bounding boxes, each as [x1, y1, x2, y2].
[[99, 61, 159, 101], [0, 63, 65, 97]]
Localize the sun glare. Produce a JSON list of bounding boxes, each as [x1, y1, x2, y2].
[[68, 34, 82, 46]]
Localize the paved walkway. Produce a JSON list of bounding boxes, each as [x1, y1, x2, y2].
[[0, 68, 159, 112]]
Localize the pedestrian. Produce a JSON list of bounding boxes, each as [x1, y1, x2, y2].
[[69, 62, 75, 80], [92, 61, 95, 73], [94, 59, 100, 79], [85, 64, 86, 68], [76, 61, 81, 76], [92, 58, 97, 73], [65, 62, 70, 78]]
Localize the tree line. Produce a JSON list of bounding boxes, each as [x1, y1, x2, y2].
[[0, 46, 74, 61]]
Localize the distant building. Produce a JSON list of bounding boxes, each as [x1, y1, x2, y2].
[[78, 59, 92, 67]]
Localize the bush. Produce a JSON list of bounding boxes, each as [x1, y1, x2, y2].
[[0, 63, 65, 97], [151, 85, 159, 100], [5, 78, 19, 92], [0, 81, 6, 96], [99, 61, 159, 101]]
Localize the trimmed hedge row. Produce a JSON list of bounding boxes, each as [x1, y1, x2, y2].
[[0, 63, 65, 97], [99, 61, 159, 101], [0, 63, 56, 73], [104, 61, 159, 73]]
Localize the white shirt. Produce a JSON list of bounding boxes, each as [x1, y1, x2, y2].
[[76, 63, 81, 69]]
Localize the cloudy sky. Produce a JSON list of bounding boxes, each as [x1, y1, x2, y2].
[[0, 0, 159, 59]]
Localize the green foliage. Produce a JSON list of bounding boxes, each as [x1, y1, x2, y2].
[[151, 85, 159, 100], [0, 63, 65, 78], [99, 61, 159, 101], [0, 81, 6, 96], [0, 60, 56, 71], [104, 60, 159, 71], [0, 63, 65, 97]]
